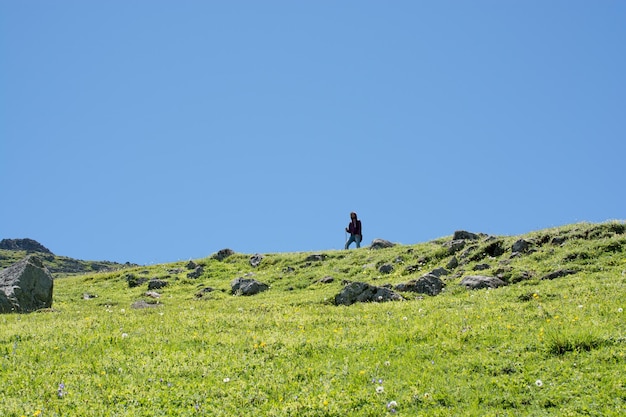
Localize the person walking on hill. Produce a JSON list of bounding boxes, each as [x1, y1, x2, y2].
[[345, 212, 362, 249]]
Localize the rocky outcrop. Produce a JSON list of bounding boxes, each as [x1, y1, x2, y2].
[[212, 249, 235, 261], [148, 279, 168, 290], [187, 266, 204, 279], [511, 239, 532, 253], [453, 231, 480, 241], [305, 254, 327, 262], [446, 256, 459, 269], [429, 267, 449, 277], [0, 239, 52, 254], [125, 273, 148, 288], [370, 239, 395, 250], [334, 282, 403, 306], [231, 277, 268, 296], [445, 240, 466, 255], [249, 254, 264, 267], [0, 256, 54, 313], [395, 274, 445, 296], [459, 275, 507, 290]]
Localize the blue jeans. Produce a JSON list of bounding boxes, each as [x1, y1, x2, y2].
[[345, 234, 361, 249]]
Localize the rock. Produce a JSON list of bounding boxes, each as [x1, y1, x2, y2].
[[249, 254, 264, 267], [460, 246, 478, 259], [148, 279, 168, 290], [319, 276, 334, 284], [541, 269, 578, 280], [512, 239, 532, 253], [466, 241, 505, 262], [186, 260, 197, 270], [430, 267, 449, 277], [0, 238, 53, 254], [125, 273, 148, 288], [212, 248, 235, 261], [483, 241, 505, 257], [459, 275, 507, 290], [333, 282, 403, 306], [82, 293, 98, 300], [446, 240, 466, 255], [395, 273, 445, 296], [144, 291, 161, 298], [282, 266, 295, 273], [404, 264, 421, 274], [370, 239, 395, 250], [446, 256, 459, 269], [231, 277, 269, 296], [473, 263, 491, 271], [305, 254, 327, 262], [453, 231, 480, 241], [378, 264, 394, 274], [0, 255, 54, 313], [187, 266, 204, 279]]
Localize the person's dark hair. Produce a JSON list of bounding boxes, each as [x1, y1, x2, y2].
[[350, 212, 357, 219]]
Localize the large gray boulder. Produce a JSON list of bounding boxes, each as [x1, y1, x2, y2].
[[459, 275, 507, 290], [231, 277, 269, 296], [0, 256, 54, 313], [334, 282, 403, 306]]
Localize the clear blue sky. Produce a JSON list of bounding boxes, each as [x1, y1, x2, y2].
[[1, 1, 624, 265]]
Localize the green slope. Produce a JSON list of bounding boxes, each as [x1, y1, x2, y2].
[[1, 221, 625, 416]]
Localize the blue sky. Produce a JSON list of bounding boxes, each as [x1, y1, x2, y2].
[[1, 1, 624, 265]]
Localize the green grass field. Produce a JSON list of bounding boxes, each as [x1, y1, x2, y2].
[[1, 222, 625, 416]]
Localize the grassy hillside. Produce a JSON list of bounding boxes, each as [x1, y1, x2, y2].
[[0, 249, 131, 277], [1, 222, 625, 416]]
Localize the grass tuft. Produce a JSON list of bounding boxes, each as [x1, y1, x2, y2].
[[544, 329, 609, 355]]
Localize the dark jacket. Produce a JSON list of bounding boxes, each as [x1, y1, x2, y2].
[[347, 219, 362, 236]]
